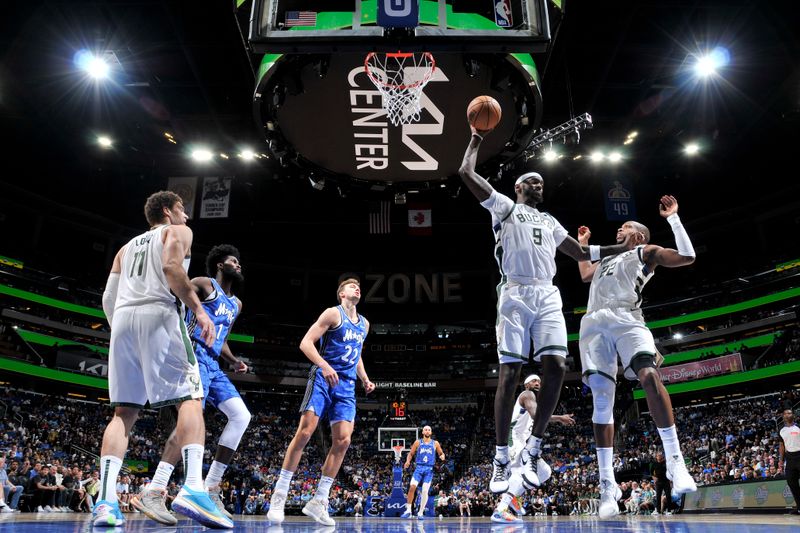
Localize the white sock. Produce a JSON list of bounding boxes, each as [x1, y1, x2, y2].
[[495, 445, 509, 463], [181, 444, 205, 491], [99, 455, 123, 503], [418, 491, 429, 516], [275, 469, 294, 494], [657, 425, 681, 458], [204, 460, 228, 489], [314, 476, 334, 501], [150, 461, 175, 491], [524, 435, 543, 456], [405, 502, 412, 511], [499, 492, 513, 511], [597, 447, 614, 483]]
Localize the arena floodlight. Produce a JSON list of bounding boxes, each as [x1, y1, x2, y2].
[[97, 136, 113, 148], [543, 149, 558, 162], [191, 148, 213, 162], [608, 151, 622, 163], [87, 56, 110, 79], [239, 149, 256, 161], [684, 143, 700, 156], [693, 47, 729, 78], [590, 151, 605, 163]]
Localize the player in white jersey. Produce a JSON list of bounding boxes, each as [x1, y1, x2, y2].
[[96, 191, 231, 529], [459, 129, 632, 496], [576, 195, 697, 518], [492, 374, 574, 523]]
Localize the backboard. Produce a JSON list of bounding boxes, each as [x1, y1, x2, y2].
[[378, 426, 419, 452], [249, 0, 556, 53]]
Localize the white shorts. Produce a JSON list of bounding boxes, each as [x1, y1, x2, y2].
[[496, 281, 568, 364], [579, 307, 657, 384], [109, 303, 203, 408]]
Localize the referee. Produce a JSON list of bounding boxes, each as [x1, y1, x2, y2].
[[779, 409, 800, 515]]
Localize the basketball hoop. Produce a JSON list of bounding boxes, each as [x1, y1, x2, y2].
[[392, 445, 404, 464], [365, 52, 436, 126]]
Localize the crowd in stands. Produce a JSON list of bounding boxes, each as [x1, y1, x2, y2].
[[0, 381, 797, 517]]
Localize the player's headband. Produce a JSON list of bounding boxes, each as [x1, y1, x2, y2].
[[524, 374, 541, 385], [515, 172, 543, 185]]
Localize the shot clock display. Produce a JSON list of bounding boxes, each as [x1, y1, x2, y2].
[[388, 400, 409, 422]]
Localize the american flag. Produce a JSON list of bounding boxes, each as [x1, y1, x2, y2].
[[369, 201, 391, 235], [285, 11, 317, 27]]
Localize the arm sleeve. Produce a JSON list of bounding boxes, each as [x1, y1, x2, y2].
[[479, 190, 515, 224], [102, 273, 120, 325]]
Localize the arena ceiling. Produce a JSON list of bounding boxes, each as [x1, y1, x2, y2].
[[1, 0, 798, 323]]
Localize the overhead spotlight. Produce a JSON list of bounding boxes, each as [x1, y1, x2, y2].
[[191, 148, 213, 162], [543, 150, 558, 162], [590, 151, 605, 163], [573, 154, 583, 160], [219, 153, 229, 160], [97, 136, 112, 148], [673, 332, 684, 340], [684, 143, 700, 156], [87, 56, 110, 79], [394, 193, 407, 205], [164, 132, 173, 139], [623, 138, 634, 145], [239, 149, 255, 161], [309, 175, 325, 190], [627, 131, 638, 139], [608, 151, 622, 163], [693, 48, 729, 78]]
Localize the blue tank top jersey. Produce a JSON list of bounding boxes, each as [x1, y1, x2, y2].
[[415, 438, 437, 468], [317, 305, 367, 382], [185, 278, 239, 357]]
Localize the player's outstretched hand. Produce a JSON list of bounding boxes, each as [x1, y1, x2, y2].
[[558, 414, 576, 426], [197, 311, 216, 347], [470, 125, 492, 139], [577, 226, 591, 245], [321, 364, 339, 387], [363, 379, 376, 394], [234, 360, 248, 374], [659, 195, 679, 218]]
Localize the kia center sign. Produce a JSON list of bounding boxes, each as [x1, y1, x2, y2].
[[254, 52, 541, 181]]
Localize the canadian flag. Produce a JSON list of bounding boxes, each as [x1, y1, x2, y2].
[[407, 203, 432, 236]]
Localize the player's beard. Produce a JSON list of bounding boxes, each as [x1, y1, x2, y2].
[[223, 264, 244, 283]]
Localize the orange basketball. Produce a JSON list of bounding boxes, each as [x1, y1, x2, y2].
[[467, 95, 502, 131]]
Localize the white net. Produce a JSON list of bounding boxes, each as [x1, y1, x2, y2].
[[365, 52, 436, 126]]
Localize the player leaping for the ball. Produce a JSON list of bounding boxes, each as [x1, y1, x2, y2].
[[458, 111, 633, 499], [401, 425, 445, 520]]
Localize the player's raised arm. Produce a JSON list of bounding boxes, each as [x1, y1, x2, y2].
[[557, 229, 632, 262], [458, 129, 495, 202], [299, 307, 342, 387], [576, 226, 600, 282], [642, 195, 696, 269]]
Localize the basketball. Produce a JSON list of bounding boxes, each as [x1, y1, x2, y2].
[[467, 95, 502, 131]]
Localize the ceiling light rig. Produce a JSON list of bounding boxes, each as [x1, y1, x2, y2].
[[518, 113, 594, 163]]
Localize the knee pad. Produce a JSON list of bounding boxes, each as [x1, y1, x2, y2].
[[588, 374, 616, 425], [217, 397, 251, 450], [630, 352, 657, 375]]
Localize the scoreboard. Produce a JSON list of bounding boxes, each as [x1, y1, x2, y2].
[[388, 400, 409, 423]]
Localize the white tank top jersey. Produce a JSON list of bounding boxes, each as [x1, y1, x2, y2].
[[781, 424, 800, 453], [115, 225, 189, 310], [509, 392, 533, 448], [587, 245, 654, 313], [480, 191, 569, 284]]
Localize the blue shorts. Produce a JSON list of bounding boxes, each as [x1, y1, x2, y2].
[[196, 346, 241, 409], [299, 368, 356, 424], [412, 466, 434, 485]]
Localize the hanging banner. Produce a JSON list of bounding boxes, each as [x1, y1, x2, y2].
[[603, 177, 636, 221], [200, 177, 232, 219], [377, 0, 419, 28], [167, 177, 197, 219]]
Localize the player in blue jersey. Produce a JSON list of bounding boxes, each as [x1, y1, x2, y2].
[[401, 425, 445, 520], [268, 278, 375, 527], [132, 244, 251, 525]]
